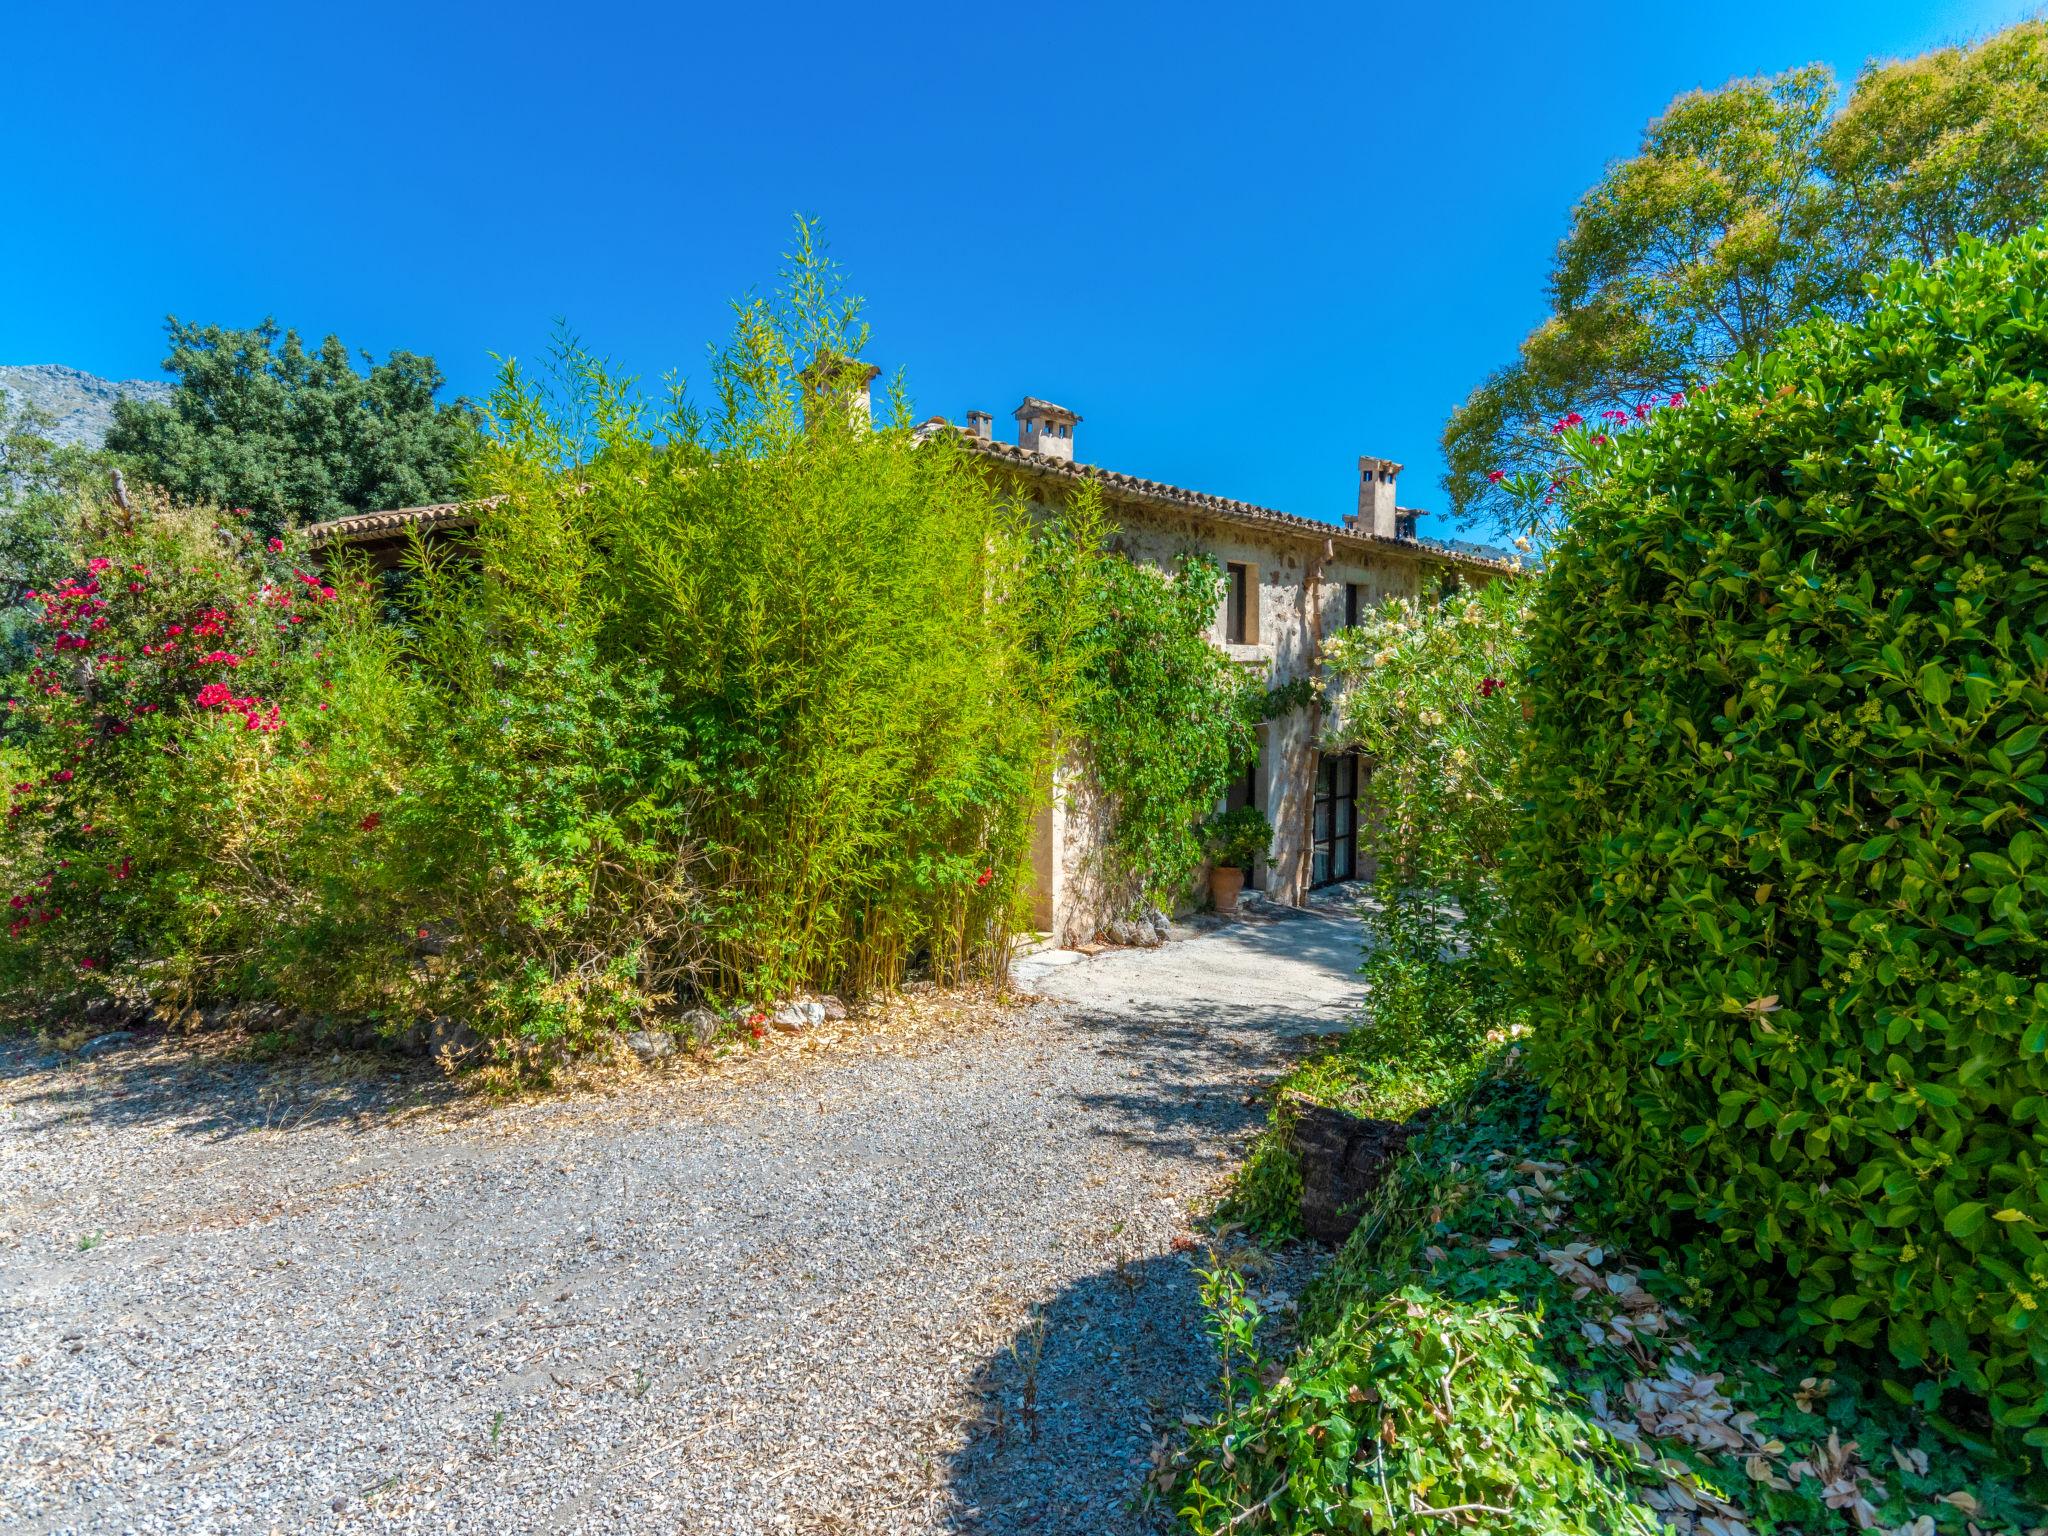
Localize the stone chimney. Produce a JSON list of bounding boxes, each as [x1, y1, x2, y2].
[[1354, 455, 1402, 538], [966, 409, 993, 441], [1013, 397, 1080, 462], [798, 353, 882, 427]]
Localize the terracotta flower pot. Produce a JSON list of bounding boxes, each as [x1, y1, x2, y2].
[[1212, 865, 1246, 912]]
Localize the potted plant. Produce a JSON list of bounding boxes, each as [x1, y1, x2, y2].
[[1206, 804, 1272, 913]]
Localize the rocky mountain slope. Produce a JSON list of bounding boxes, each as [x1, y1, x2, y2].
[[0, 364, 171, 449]]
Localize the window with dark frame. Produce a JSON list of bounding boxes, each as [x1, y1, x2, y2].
[[1312, 751, 1361, 888], [1225, 562, 1250, 643], [1344, 581, 1362, 628]]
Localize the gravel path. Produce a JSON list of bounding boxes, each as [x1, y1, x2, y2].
[[1, 905, 1362, 1534]]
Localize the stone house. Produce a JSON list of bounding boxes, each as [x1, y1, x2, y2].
[[921, 397, 1514, 943], [306, 381, 1514, 948]]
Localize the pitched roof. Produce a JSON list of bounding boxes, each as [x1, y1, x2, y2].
[[923, 423, 1521, 575], [302, 435, 1523, 578], [304, 500, 481, 547]]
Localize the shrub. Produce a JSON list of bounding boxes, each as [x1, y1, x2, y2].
[[1504, 228, 2048, 1448], [1206, 803, 1272, 870], [1323, 577, 1529, 916], [0, 504, 430, 1015], [0, 226, 1103, 1046], [408, 227, 1098, 1018]]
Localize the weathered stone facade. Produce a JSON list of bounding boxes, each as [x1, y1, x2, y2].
[[940, 402, 1512, 945]]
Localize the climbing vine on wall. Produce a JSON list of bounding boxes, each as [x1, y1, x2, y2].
[[1074, 542, 1263, 910]]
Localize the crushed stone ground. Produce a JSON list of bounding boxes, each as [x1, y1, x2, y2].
[[1, 905, 1362, 1534]]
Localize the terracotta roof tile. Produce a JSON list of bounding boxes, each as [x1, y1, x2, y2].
[[927, 426, 1520, 574], [303, 500, 482, 547], [304, 438, 1523, 577]]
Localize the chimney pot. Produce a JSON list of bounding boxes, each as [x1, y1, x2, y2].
[[1354, 455, 1403, 538], [1013, 397, 1081, 461], [966, 409, 993, 441]]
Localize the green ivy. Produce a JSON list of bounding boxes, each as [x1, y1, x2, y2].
[[1075, 549, 1262, 909]]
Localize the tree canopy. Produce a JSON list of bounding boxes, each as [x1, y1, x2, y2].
[[1445, 20, 2048, 535], [106, 318, 479, 529]]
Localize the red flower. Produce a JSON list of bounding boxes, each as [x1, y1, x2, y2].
[[267, 537, 284, 553], [78, 957, 95, 970], [976, 867, 993, 887], [1478, 677, 1504, 698], [1486, 469, 1506, 485], [358, 813, 382, 831], [87, 557, 111, 573]]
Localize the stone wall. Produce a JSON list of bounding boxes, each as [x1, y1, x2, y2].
[[1022, 486, 1464, 941]]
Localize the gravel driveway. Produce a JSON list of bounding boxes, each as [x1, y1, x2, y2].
[[1, 904, 1362, 1534]]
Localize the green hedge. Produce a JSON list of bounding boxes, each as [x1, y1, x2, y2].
[[1506, 228, 2048, 1447]]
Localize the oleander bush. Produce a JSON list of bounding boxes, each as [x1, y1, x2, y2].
[[1504, 227, 2048, 1449], [0, 502, 433, 1015], [1219, 581, 1533, 1241]]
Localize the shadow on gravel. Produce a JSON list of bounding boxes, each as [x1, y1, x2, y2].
[[1206, 905, 1365, 969], [946, 1252, 1214, 1535], [1055, 996, 1331, 1159], [0, 1032, 460, 1142]]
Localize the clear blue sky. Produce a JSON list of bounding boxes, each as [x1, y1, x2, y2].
[[3, 1, 2035, 535]]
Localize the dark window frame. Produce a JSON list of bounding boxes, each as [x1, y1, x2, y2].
[[1312, 750, 1361, 888], [1225, 562, 1251, 643]]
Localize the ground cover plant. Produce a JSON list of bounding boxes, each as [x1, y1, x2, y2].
[[1178, 1056, 2048, 1534], [1504, 226, 2048, 1459]]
